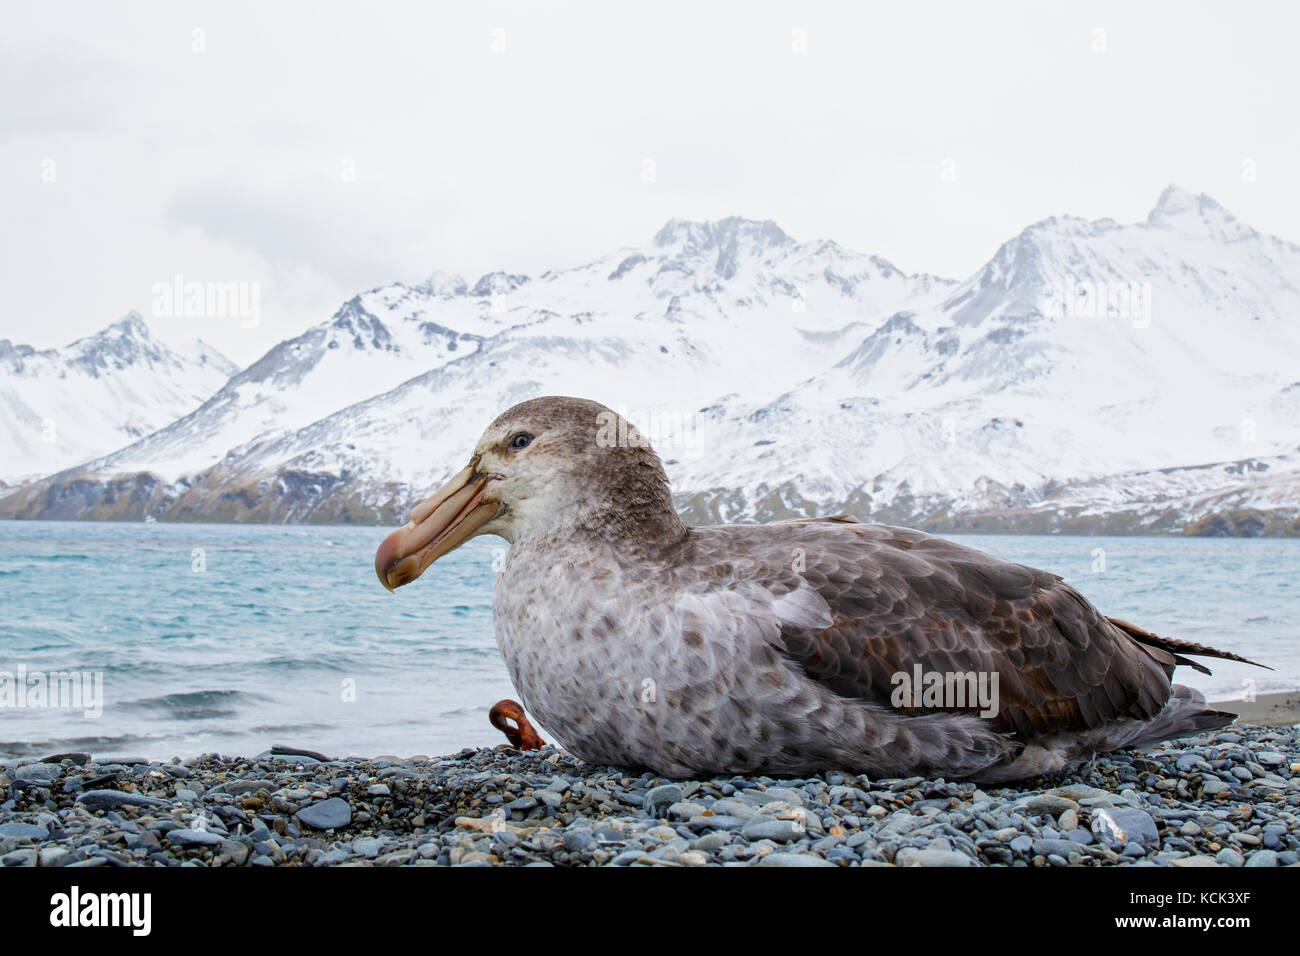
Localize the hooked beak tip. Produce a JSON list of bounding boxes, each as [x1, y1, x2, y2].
[[373, 460, 499, 592], [374, 523, 411, 591]]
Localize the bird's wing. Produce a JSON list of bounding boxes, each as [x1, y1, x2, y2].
[[688, 517, 1174, 738]]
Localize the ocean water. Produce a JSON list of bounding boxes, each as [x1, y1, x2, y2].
[[0, 521, 1295, 762]]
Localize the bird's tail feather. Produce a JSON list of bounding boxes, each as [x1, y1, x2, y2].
[[972, 685, 1237, 784], [1108, 616, 1269, 675]]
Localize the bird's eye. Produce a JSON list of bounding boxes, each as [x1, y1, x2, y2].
[[508, 432, 534, 450]]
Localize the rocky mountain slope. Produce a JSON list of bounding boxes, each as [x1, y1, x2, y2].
[[2, 191, 1297, 535], [0, 313, 237, 484]]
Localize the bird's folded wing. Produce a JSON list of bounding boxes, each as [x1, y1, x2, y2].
[[691, 519, 1174, 737]]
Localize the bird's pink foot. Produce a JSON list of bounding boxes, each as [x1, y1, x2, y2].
[[489, 699, 546, 751]]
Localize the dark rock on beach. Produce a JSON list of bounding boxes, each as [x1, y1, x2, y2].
[[295, 797, 353, 831], [75, 789, 169, 811]]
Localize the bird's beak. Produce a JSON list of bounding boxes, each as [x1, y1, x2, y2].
[[374, 458, 500, 591]]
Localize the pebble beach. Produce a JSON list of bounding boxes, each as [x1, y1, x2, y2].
[[2, 721, 1298, 868]]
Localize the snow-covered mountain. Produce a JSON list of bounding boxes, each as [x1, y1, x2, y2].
[[656, 186, 1300, 532], [0, 218, 953, 519], [0, 313, 238, 483], [3, 190, 1299, 534]]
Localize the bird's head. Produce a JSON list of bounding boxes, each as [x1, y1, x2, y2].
[[374, 395, 681, 591]]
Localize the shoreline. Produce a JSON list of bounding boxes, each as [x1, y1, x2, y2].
[[1215, 691, 1300, 727], [1, 712, 1296, 868], [3, 515, 1300, 538], [4, 693, 1296, 766]]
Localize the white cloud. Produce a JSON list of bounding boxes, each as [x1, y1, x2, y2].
[[1, 0, 1298, 365]]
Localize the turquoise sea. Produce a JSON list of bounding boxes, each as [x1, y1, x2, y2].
[[0, 521, 1295, 761]]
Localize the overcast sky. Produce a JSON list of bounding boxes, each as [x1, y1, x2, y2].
[[3, 0, 1297, 364]]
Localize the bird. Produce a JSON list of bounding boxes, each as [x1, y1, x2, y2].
[[375, 395, 1261, 782]]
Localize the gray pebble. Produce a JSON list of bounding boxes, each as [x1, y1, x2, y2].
[[741, 817, 801, 843], [295, 797, 352, 830], [644, 784, 683, 814], [14, 763, 61, 782], [167, 828, 223, 847], [1032, 838, 1080, 858], [76, 789, 168, 810], [563, 829, 597, 853], [895, 847, 975, 867], [1091, 807, 1160, 848], [1244, 849, 1279, 867], [757, 851, 834, 867], [1215, 847, 1245, 867], [0, 822, 49, 840]]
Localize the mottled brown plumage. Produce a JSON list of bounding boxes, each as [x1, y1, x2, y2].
[[377, 396, 1262, 781]]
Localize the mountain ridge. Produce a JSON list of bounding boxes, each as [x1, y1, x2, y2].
[[0, 312, 238, 483], [3, 191, 1298, 535]]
